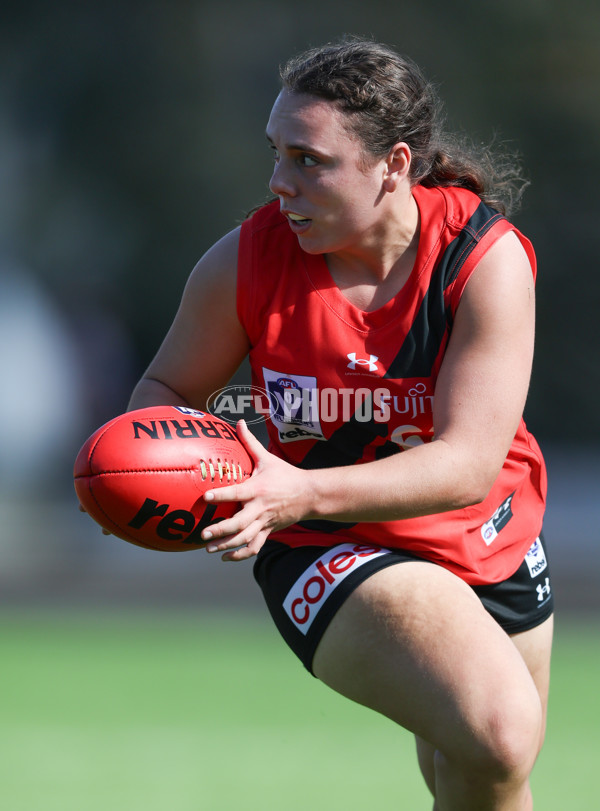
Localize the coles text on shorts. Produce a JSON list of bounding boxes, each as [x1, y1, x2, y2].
[[283, 543, 391, 633]]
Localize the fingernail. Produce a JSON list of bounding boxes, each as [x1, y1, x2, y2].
[[205, 491, 214, 501], [206, 544, 217, 553]]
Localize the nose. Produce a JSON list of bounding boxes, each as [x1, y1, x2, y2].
[[269, 158, 296, 198]]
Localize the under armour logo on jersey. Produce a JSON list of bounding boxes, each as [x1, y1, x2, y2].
[[536, 577, 551, 602], [347, 353, 379, 372]]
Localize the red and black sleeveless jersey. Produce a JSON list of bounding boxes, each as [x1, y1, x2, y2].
[[237, 185, 547, 585]]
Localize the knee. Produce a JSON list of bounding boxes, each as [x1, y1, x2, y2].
[[483, 701, 542, 781], [439, 693, 543, 785]]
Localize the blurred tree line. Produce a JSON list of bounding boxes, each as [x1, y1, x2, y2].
[[2, 0, 599, 447]]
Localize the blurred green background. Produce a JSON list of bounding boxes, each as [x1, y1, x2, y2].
[[0, 612, 597, 810], [0, 1, 598, 808]]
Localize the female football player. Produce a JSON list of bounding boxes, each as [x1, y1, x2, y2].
[[128, 38, 553, 810]]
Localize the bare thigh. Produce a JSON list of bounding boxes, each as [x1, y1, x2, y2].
[[415, 614, 553, 794], [312, 561, 543, 767]]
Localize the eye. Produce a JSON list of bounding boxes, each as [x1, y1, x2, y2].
[[299, 154, 318, 167], [270, 145, 280, 162]]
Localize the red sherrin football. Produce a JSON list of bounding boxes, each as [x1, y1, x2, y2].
[[74, 406, 253, 551]]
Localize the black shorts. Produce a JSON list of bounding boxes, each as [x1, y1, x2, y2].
[[253, 535, 554, 675]]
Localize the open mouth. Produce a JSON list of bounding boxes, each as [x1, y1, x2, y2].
[[287, 212, 311, 225]]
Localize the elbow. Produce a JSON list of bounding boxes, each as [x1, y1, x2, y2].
[[437, 446, 500, 510], [441, 488, 487, 514], [128, 377, 190, 411], [457, 484, 492, 509], [452, 466, 498, 509], [433, 436, 505, 510]]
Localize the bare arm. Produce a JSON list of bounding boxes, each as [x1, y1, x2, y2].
[[128, 227, 250, 411], [203, 231, 536, 559]]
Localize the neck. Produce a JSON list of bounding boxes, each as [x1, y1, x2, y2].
[[327, 190, 420, 283]]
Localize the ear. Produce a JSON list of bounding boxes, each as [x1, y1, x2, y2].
[[382, 142, 412, 192]]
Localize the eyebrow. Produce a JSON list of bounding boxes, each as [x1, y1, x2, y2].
[[265, 133, 319, 154]]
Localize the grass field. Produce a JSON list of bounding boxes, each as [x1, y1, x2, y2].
[[1, 609, 597, 810]]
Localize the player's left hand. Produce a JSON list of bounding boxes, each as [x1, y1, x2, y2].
[[200, 420, 313, 562]]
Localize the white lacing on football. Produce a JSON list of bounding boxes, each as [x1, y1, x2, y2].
[[199, 458, 245, 482]]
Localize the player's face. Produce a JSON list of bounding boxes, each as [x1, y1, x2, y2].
[[266, 90, 388, 256]]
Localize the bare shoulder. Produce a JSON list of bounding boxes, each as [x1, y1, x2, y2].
[[185, 226, 241, 297], [141, 225, 249, 407], [467, 229, 534, 286], [173, 225, 244, 346], [458, 230, 535, 326]]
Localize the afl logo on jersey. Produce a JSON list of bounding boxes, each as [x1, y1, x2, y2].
[[276, 377, 299, 389], [262, 367, 326, 443]]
